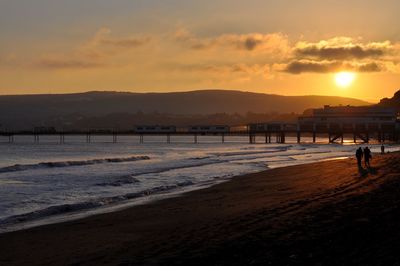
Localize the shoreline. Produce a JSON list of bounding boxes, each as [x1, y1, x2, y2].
[[0, 154, 353, 234], [1, 141, 399, 235], [2, 152, 400, 265], [0, 178, 230, 234]]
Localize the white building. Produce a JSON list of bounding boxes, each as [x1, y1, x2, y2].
[[248, 122, 297, 132], [298, 105, 398, 132], [187, 125, 230, 133], [133, 125, 176, 133]]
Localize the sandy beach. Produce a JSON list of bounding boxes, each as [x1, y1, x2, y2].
[[1, 152, 400, 265]]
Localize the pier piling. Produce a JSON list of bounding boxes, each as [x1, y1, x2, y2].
[[86, 133, 91, 143], [59, 133, 65, 144], [34, 134, 39, 143], [249, 134, 255, 144]]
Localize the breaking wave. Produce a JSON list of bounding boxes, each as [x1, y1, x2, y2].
[[95, 175, 141, 187], [0, 156, 150, 174], [0, 180, 195, 227]]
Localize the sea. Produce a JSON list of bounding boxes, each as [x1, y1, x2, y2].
[[0, 134, 399, 233]]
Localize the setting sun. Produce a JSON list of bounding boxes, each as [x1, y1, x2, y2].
[[335, 72, 356, 88]]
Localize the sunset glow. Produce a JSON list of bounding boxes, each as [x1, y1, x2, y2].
[[1, 1, 400, 101], [335, 72, 356, 88]]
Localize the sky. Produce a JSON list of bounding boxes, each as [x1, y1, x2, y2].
[[1, 0, 400, 101]]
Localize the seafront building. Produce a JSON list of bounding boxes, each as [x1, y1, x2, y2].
[[248, 105, 399, 143], [296, 105, 398, 143], [298, 105, 398, 132]]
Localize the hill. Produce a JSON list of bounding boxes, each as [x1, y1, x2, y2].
[[0, 90, 369, 130], [379, 90, 400, 109]]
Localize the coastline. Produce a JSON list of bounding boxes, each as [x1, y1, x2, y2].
[[0, 178, 230, 234], [1, 152, 400, 265], [0, 153, 352, 234]]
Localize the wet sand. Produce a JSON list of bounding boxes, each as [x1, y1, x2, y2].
[[1, 153, 400, 265]]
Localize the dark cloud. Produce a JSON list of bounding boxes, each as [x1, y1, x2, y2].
[[173, 29, 289, 52], [284, 61, 342, 74], [190, 43, 210, 50], [357, 62, 383, 72], [242, 37, 263, 50], [285, 39, 393, 74], [284, 61, 383, 74], [296, 45, 385, 60]]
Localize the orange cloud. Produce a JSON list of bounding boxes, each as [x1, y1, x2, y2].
[[2, 28, 400, 78], [295, 37, 392, 60], [88, 28, 151, 48], [173, 28, 290, 54], [80, 28, 153, 59], [284, 37, 397, 74], [36, 57, 103, 69], [32, 28, 153, 70]]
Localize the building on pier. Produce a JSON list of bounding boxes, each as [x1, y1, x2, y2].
[[246, 106, 399, 144], [133, 125, 177, 133], [33, 126, 57, 133], [298, 105, 398, 132], [247, 122, 297, 132], [187, 125, 230, 133]]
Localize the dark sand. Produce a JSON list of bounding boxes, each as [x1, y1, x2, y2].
[[1, 153, 400, 265]]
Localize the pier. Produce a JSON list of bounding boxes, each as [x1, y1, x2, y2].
[[0, 123, 398, 144], [1, 106, 398, 144], [248, 123, 397, 144]]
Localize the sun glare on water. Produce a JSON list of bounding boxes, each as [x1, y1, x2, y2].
[[335, 72, 355, 88]]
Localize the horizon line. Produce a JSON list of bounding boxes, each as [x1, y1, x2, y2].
[[0, 88, 377, 103]]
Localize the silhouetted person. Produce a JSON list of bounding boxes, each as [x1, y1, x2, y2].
[[381, 144, 385, 154], [364, 147, 372, 168], [356, 147, 363, 167]]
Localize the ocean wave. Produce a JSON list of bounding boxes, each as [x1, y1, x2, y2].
[[0, 180, 194, 227], [188, 156, 213, 160], [211, 148, 289, 157], [123, 150, 333, 178], [0, 156, 150, 174], [95, 175, 141, 187]]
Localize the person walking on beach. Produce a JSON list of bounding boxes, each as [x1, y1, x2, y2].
[[356, 147, 363, 167], [364, 147, 372, 168], [381, 144, 385, 154]]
